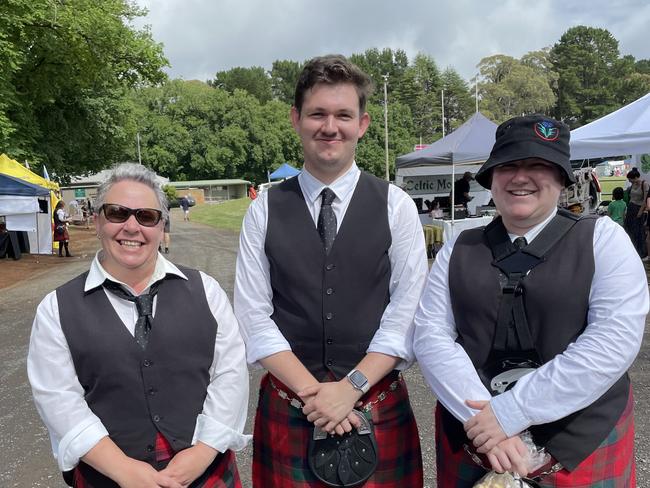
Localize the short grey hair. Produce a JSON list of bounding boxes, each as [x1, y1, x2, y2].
[[94, 163, 169, 222]]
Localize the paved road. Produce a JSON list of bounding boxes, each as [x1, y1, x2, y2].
[[1, 209, 649, 487]]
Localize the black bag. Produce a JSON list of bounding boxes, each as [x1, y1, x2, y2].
[[308, 409, 378, 487]]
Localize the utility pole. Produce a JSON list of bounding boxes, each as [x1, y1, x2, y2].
[[475, 74, 479, 113], [382, 74, 390, 181], [136, 132, 142, 164]]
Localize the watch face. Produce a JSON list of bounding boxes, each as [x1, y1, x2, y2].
[[349, 370, 367, 387]]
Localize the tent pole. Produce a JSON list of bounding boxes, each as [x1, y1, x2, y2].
[[451, 162, 455, 225], [35, 211, 39, 264]]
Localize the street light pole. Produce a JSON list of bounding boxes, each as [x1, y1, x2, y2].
[[441, 89, 445, 137], [382, 74, 389, 181]]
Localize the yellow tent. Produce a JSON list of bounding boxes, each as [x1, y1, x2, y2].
[[0, 154, 59, 191], [0, 153, 60, 252]]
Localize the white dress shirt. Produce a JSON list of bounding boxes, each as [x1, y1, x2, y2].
[[27, 253, 251, 471], [413, 211, 649, 437], [234, 163, 428, 369]]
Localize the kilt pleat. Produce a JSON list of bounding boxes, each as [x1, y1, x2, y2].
[[435, 388, 636, 488], [70, 432, 241, 488], [252, 372, 424, 487]]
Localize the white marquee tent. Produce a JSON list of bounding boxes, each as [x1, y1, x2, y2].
[[570, 92, 650, 160]]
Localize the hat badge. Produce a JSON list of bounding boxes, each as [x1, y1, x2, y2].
[[534, 120, 559, 141]]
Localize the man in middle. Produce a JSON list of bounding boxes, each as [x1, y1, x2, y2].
[[234, 54, 428, 487]]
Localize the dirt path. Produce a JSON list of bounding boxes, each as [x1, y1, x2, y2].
[[1, 208, 649, 487]]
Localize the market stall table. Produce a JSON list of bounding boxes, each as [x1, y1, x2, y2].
[[430, 216, 494, 243], [422, 224, 443, 258]]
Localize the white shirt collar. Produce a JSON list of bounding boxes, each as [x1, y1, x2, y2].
[[298, 163, 360, 205], [85, 251, 187, 294], [507, 207, 559, 244]]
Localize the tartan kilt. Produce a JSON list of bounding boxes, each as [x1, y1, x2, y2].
[[252, 371, 423, 487], [67, 432, 242, 488], [435, 388, 636, 488]]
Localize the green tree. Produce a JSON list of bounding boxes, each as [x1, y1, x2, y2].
[[357, 100, 414, 179], [550, 26, 621, 126], [394, 53, 442, 143], [0, 0, 167, 179], [270, 59, 303, 104], [211, 66, 273, 103], [350, 48, 409, 103], [477, 54, 556, 123], [441, 68, 474, 132]]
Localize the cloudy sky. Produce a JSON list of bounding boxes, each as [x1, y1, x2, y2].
[[133, 0, 649, 83]]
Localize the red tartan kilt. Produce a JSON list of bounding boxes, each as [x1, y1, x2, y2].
[[53, 224, 69, 241], [252, 372, 424, 487], [435, 388, 636, 488], [69, 432, 242, 488]]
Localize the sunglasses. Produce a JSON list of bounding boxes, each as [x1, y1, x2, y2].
[[100, 204, 163, 227]]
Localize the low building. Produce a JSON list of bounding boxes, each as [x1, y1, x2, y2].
[[166, 179, 250, 202]]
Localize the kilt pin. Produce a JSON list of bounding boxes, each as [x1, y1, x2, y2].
[[70, 432, 242, 488], [435, 388, 636, 488], [252, 371, 424, 487]]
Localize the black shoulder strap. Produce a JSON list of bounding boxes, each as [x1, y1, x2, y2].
[[523, 209, 579, 259], [486, 209, 581, 353]]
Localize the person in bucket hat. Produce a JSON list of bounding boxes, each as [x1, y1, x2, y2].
[[414, 114, 647, 486]]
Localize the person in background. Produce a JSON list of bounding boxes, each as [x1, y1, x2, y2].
[[414, 115, 647, 486], [161, 206, 171, 254], [180, 194, 191, 221], [28, 163, 249, 487], [248, 184, 257, 200], [81, 200, 91, 229], [453, 171, 475, 208], [53, 200, 72, 257], [235, 54, 427, 487], [623, 167, 647, 259], [607, 187, 626, 227]]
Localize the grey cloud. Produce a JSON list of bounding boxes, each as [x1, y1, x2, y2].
[[134, 0, 650, 83]]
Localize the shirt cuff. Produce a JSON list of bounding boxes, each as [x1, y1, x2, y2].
[[367, 330, 414, 370], [490, 391, 531, 437], [192, 414, 252, 453], [57, 417, 109, 471], [245, 329, 292, 368]]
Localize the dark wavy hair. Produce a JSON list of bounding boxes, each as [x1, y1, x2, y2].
[[293, 54, 373, 114], [627, 167, 641, 180]]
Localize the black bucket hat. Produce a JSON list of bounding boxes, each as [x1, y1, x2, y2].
[[475, 114, 575, 189]]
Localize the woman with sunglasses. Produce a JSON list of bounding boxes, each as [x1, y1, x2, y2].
[[28, 163, 250, 488]]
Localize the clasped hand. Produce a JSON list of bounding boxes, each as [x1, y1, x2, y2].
[[299, 380, 364, 436], [464, 400, 529, 477]]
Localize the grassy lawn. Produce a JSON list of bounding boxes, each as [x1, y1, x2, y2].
[[190, 198, 251, 232]]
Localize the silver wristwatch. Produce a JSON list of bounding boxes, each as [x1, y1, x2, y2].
[[346, 369, 370, 394]]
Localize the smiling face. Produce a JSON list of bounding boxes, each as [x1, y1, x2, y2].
[[95, 180, 163, 285], [490, 158, 564, 235], [291, 82, 370, 184]]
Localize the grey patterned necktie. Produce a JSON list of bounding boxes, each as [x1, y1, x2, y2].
[[513, 236, 528, 249], [317, 188, 337, 255], [103, 279, 162, 350]]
